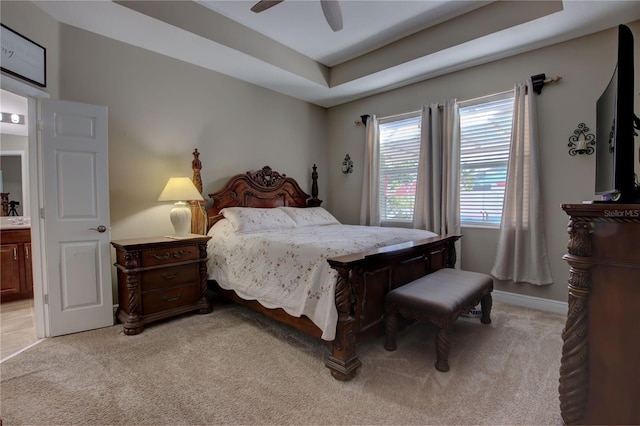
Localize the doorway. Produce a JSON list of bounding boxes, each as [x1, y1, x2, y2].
[[1, 76, 49, 343], [1, 76, 114, 343], [0, 88, 40, 360]]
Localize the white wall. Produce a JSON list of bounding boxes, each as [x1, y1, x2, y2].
[[325, 20, 640, 303], [57, 25, 328, 241]]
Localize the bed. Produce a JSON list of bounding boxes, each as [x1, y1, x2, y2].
[[190, 155, 460, 381]]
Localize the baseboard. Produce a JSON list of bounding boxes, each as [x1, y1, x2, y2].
[[492, 290, 568, 316]]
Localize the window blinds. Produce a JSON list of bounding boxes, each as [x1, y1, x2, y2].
[[459, 94, 514, 226], [378, 113, 421, 223]]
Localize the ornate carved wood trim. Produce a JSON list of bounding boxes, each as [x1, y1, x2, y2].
[[247, 166, 286, 187], [326, 265, 361, 381], [557, 204, 640, 425], [308, 164, 322, 207], [189, 149, 208, 235], [559, 215, 593, 425], [205, 165, 319, 226], [559, 205, 640, 424], [192, 148, 203, 194]]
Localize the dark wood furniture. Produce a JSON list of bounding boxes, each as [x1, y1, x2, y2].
[[112, 236, 212, 335], [195, 155, 461, 380], [384, 268, 493, 372], [559, 204, 640, 425], [0, 228, 33, 302]]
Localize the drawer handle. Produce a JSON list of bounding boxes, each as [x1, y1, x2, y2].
[[151, 249, 191, 261], [13, 247, 17, 260], [172, 250, 191, 259], [163, 293, 181, 303], [162, 272, 179, 280]]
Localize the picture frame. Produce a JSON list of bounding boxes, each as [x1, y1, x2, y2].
[[1, 23, 46, 87]]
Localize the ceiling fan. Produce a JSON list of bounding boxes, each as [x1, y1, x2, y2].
[[251, 0, 343, 32]]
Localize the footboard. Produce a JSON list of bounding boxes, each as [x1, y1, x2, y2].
[[326, 234, 461, 380]]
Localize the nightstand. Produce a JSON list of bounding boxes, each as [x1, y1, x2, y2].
[[111, 235, 212, 335]]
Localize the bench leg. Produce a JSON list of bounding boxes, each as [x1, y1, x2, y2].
[[435, 326, 451, 372], [384, 310, 398, 351], [481, 293, 492, 325]]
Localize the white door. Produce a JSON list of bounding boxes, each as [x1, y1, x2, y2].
[[41, 99, 113, 336]]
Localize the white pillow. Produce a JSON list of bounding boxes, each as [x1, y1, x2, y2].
[[220, 207, 296, 233], [279, 207, 341, 227]]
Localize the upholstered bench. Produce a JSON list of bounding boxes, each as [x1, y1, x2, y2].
[[384, 268, 493, 372]]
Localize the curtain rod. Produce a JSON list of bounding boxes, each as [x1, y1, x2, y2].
[[356, 74, 562, 125]]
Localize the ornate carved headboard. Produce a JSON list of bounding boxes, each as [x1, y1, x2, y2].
[[189, 149, 322, 232], [205, 165, 322, 229]]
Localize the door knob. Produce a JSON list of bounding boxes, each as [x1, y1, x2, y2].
[[89, 225, 107, 233]]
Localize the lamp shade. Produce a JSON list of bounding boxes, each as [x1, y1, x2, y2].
[[158, 177, 203, 238], [157, 177, 204, 202]]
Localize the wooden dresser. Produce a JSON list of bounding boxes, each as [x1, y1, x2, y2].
[[559, 204, 640, 425], [112, 235, 212, 335], [0, 228, 33, 302]]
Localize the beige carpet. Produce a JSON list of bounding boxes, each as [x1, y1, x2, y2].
[[1, 300, 565, 425]]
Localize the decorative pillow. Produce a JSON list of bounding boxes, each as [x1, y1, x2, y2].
[[220, 207, 296, 233], [279, 207, 341, 227]]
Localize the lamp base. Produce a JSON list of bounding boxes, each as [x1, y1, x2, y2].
[[169, 201, 192, 237]]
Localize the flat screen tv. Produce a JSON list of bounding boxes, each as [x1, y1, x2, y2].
[[595, 24, 638, 203]]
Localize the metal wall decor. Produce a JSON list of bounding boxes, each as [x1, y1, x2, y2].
[[568, 123, 595, 155], [341, 154, 353, 174]]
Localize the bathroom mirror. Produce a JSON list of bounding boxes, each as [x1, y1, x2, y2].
[[0, 149, 28, 217], [1, 89, 29, 217]]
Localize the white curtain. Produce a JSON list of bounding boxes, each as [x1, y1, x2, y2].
[[413, 101, 461, 266], [491, 80, 552, 285], [360, 114, 380, 226]]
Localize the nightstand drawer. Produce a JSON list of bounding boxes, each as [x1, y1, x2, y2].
[[112, 235, 212, 335], [141, 264, 199, 292], [142, 284, 200, 315], [141, 246, 199, 267]]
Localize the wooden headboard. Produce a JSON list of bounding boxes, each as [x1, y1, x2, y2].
[[190, 149, 322, 232]]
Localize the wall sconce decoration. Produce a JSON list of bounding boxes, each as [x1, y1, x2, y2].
[[342, 154, 353, 174], [568, 123, 595, 156]]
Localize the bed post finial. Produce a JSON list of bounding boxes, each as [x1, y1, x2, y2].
[[190, 149, 207, 235], [192, 149, 203, 194], [308, 164, 322, 207], [312, 164, 318, 198]]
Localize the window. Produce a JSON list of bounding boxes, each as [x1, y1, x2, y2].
[[459, 93, 514, 227], [378, 113, 421, 225], [376, 93, 514, 228]]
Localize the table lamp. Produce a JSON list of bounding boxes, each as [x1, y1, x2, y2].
[[157, 177, 204, 238]]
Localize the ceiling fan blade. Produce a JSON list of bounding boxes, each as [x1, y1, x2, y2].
[[320, 0, 343, 32], [251, 0, 284, 13]]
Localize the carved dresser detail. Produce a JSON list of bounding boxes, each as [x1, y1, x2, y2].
[[559, 204, 640, 425], [112, 236, 212, 335]]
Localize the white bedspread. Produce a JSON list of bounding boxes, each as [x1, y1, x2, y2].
[[207, 219, 437, 340]]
